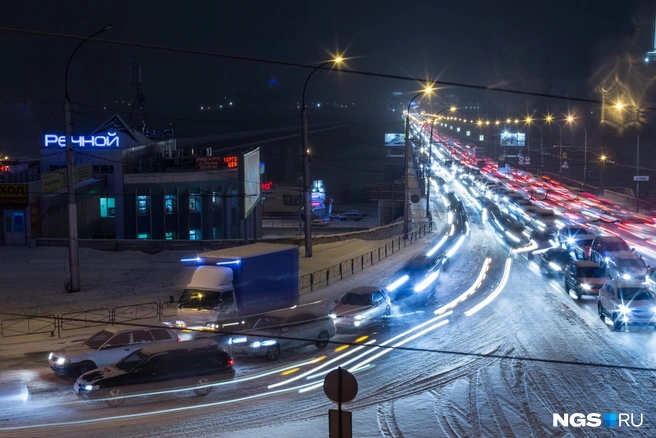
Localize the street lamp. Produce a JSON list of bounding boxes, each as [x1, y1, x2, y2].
[[546, 116, 564, 175], [600, 154, 607, 187], [566, 115, 588, 187], [425, 106, 455, 217], [404, 86, 433, 238], [300, 56, 342, 258], [64, 24, 112, 292]]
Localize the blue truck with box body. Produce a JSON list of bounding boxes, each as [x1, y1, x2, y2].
[[175, 243, 299, 329]]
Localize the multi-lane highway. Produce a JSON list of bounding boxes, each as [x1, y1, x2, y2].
[[1, 119, 656, 436]]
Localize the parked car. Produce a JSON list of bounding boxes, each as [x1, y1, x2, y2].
[[75, 339, 235, 407], [338, 210, 366, 221], [311, 218, 330, 227], [563, 260, 607, 299], [49, 327, 180, 376], [330, 287, 391, 331], [597, 280, 656, 330], [589, 235, 631, 269], [538, 247, 572, 277], [229, 309, 336, 361], [605, 251, 648, 281]]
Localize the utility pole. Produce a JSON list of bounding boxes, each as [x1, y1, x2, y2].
[[63, 25, 112, 292], [403, 110, 411, 239], [636, 134, 640, 213], [426, 119, 433, 216]]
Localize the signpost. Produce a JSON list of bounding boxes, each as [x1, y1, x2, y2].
[[324, 367, 358, 438]]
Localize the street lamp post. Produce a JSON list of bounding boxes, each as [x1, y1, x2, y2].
[[300, 57, 342, 258], [425, 107, 455, 217], [566, 116, 588, 187], [404, 87, 432, 239], [600, 155, 607, 187], [64, 24, 112, 292]]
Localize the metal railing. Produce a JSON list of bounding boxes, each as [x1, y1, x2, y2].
[[2, 224, 430, 338], [299, 224, 428, 292]]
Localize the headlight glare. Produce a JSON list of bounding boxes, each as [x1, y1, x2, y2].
[[619, 304, 631, 314], [581, 283, 591, 290]]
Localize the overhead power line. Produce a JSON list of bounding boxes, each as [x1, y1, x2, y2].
[[0, 26, 652, 110]]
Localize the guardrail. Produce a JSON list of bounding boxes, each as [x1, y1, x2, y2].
[[5, 224, 430, 338], [299, 224, 428, 292]]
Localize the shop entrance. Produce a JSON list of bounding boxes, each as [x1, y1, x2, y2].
[[4, 210, 26, 245]]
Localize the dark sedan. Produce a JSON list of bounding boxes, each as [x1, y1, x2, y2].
[[538, 247, 573, 277]]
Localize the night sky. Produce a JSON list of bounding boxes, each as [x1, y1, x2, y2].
[[0, 0, 651, 158]]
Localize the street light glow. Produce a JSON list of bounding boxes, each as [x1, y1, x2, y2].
[[546, 115, 553, 122], [513, 119, 518, 124], [525, 117, 532, 123], [424, 86, 433, 93], [615, 102, 624, 110], [334, 57, 343, 63], [566, 116, 574, 122], [495, 121, 500, 125], [506, 118, 511, 123], [450, 106, 456, 112], [601, 154, 607, 161]]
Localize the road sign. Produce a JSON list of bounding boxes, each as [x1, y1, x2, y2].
[[324, 368, 358, 404], [525, 156, 531, 165], [634, 176, 649, 181], [562, 161, 569, 169], [518, 156, 525, 165]]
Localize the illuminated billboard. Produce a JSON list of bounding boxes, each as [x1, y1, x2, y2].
[[500, 132, 526, 147], [239, 148, 261, 219], [384, 133, 406, 146]]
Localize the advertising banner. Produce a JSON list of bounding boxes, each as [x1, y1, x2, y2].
[[240, 148, 261, 219], [41, 163, 94, 194], [0, 184, 27, 206], [194, 156, 224, 171], [384, 133, 406, 146], [500, 132, 526, 147]]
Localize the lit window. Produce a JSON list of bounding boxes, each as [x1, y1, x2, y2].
[[137, 195, 150, 215], [190, 230, 202, 240], [137, 233, 149, 239], [189, 193, 202, 212], [100, 198, 116, 218], [164, 195, 177, 215], [165, 232, 176, 240]]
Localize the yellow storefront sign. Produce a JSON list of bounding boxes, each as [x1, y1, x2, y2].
[[41, 163, 93, 194]]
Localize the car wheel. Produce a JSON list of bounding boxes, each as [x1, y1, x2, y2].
[[193, 378, 213, 396], [77, 361, 96, 376], [598, 303, 604, 320], [315, 331, 330, 350], [612, 316, 624, 332], [106, 389, 125, 407], [564, 281, 570, 293], [265, 344, 281, 361]]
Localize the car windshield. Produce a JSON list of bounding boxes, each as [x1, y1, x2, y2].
[[179, 289, 229, 309], [340, 293, 372, 306], [618, 258, 646, 269], [252, 316, 285, 329], [618, 288, 653, 301], [83, 330, 115, 349], [577, 239, 594, 247], [578, 267, 605, 278], [115, 350, 149, 372], [550, 250, 571, 262], [605, 241, 630, 252]]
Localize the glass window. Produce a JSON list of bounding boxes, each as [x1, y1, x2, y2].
[[340, 293, 372, 306], [212, 192, 221, 210], [165, 232, 176, 240], [132, 330, 154, 343], [137, 233, 150, 239], [164, 195, 177, 215], [84, 330, 115, 348], [100, 198, 116, 218], [190, 230, 202, 240], [189, 193, 202, 212], [283, 195, 295, 206], [105, 332, 131, 348], [137, 195, 150, 215], [150, 329, 174, 341]]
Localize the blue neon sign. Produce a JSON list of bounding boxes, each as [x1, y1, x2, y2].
[[44, 133, 120, 148]]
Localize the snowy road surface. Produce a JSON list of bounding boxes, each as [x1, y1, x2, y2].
[[1, 197, 656, 436]]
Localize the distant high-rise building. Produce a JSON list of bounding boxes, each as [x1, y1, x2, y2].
[[645, 7, 656, 63]]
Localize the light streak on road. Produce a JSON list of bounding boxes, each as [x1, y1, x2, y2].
[[347, 319, 450, 373], [303, 311, 453, 381], [267, 340, 377, 389], [464, 257, 512, 316], [434, 258, 492, 315]]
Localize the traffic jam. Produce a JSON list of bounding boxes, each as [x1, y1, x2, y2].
[[412, 114, 656, 333]]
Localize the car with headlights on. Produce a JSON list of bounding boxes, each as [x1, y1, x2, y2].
[[331, 287, 391, 331], [605, 251, 648, 281], [386, 254, 443, 306], [538, 247, 572, 277], [74, 338, 234, 407], [49, 327, 180, 376], [597, 280, 656, 331], [563, 260, 607, 299], [229, 309, 335, 361]]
